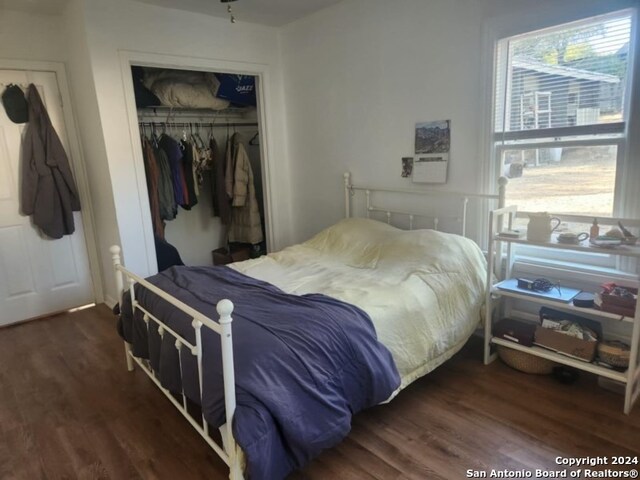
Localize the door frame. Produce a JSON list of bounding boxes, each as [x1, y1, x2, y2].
[[0, 59, 103, 304], [118, 50, 277, 274]]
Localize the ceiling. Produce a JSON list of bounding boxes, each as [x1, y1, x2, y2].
[[133, 0, 344, 26], [0, 0, 341, 24], [0, 0, 69, 15]]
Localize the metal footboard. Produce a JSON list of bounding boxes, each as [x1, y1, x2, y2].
[[110, 246, 243, 480]]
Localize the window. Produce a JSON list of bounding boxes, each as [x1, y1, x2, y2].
[[491, 9, 637, 270], [495, 11, 633, 216]]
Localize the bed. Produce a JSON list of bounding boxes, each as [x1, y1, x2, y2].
[[112, 173, 507, 480]]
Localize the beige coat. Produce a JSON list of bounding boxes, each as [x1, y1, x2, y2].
[[227, 135, 263, 244]]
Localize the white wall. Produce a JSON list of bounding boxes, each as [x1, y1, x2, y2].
[[280, 0, 489, 243], [279, 0, 640, 244], [0, 9, 67, 62], [74, 0, 292, 301], [60, 0, 122, 306]]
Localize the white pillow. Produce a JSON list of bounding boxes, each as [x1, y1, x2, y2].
[[302, 218, 396, 268]]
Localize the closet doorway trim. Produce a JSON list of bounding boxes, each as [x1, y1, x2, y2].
[[119, 50, 276, 274]]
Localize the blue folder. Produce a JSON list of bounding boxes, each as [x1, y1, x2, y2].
[[495, 278, 581, 303]]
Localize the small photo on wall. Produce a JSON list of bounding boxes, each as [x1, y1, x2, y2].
[[415, 120, 450, 154], [401, 157, 414, 177]]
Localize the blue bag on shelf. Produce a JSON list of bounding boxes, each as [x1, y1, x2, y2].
[[215, 74, 256, 106]]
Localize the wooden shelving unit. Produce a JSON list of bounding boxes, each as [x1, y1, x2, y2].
[[484, 206, 640, 414]]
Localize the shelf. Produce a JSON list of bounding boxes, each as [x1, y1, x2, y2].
[[491, 337, 628, 383], [490, 287, 634, 323], [493, 234, 640, 259], [488, 207, 640, 414], [136, 106, 258, 124]]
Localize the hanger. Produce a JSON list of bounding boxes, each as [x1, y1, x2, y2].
[[180, 122, 187, 148], [151, 122, 159, 147], [165, 107, 174, 126], [249, 131, 259, 146], [195, 127, 205, 149]]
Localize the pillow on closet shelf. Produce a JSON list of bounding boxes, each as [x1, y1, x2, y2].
[[142, 68, 230, 110], [151, 79, 230, 110]]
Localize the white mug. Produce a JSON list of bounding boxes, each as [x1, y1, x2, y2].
[[527, 212, 561, 242]]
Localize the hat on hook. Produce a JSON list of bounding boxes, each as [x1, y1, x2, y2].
[[2, 84, 29, 124]]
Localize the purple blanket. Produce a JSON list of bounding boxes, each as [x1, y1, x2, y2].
[[118, 266, 400, 479]]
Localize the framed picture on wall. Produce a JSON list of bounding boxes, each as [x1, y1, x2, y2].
[[415, 120, 450, 154]]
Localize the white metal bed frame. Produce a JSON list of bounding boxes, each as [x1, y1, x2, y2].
[[111, 172, 507, 479], [343, 172, 508, 235]]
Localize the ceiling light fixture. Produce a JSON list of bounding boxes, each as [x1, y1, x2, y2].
[[220, 0, 238, 23]]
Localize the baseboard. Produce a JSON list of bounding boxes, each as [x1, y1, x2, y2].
[[104, 295, 117, 310]]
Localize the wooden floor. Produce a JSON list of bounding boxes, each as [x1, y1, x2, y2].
[[0, 305, 638, 479]]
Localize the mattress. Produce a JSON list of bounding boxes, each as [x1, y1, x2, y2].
[[231, 217, 488, 390]]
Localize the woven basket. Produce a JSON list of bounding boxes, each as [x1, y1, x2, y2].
[[597, 341, 630, 368], [497, 346, 556, 375]]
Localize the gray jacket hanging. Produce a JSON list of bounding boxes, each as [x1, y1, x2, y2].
[[21, 84, 81, 239]]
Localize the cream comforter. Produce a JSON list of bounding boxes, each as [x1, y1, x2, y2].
[[231, 218, 487, 391]]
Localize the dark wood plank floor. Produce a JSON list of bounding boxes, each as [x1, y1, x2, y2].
[[0, 305, 638, 479]]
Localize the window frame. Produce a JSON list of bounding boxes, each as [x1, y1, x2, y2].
[[481, 5, 639, 273]]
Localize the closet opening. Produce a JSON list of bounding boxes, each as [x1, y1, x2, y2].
[[130, 65, 268, 270]]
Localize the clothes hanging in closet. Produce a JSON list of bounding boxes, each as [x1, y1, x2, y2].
[[191, 142, 201, 197], [227, 133, 263, 244], [180, 139, 198, 210], [210, 137, 231, 226], [154, 141, 177, 221], [141, 136, 164, 238], [158, 134, 187, 208], [142, 129, 221, 228], [139, 124, 264, 247], [191, 131, 213, 188], [224, 134, 236, 200]]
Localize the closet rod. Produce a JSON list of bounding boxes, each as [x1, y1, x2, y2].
[[137, 121, 258, 128]]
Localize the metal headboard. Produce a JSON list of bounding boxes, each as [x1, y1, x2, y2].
[[343, 172, 508, 237]]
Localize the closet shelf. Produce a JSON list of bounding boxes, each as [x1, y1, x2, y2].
[[137, 106, 257, 123]]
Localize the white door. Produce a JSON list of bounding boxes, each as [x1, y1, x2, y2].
[[0, 70, 94, 326]]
